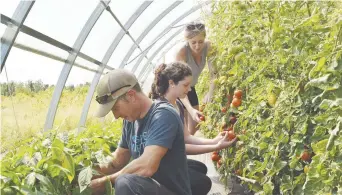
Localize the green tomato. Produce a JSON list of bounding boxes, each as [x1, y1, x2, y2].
[[228, 45, 243, 55], [252, 46, 264, 55], [234, 52, 246, 61]]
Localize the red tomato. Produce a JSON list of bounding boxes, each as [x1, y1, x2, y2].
[[234, 90, 243, 99], [228, 131, 236, 140], [232, 98, 242, 107], [301, 151, 311, 161], [211, 153, 221, 161]]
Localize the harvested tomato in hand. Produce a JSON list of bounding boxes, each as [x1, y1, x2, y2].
[[200, 116, 205, 121], [228, 131, 236, 140]]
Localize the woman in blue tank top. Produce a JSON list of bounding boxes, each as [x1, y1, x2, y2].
[[175, 22, 217, 135], [149, 62, 236, 195]]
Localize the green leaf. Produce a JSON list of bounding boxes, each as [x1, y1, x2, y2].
[[52, 137, 64, 150], [326, 121, 341, 151], [258, 142, 269, 150], [35, 173, 55, 193], [308, 58, 324, 82], [78, 166, 92, 193], [280, 175, 292, 192], [71, 186, 92, 195], [47, 161, 61, 177], [319, 98, 342, 110], [37, 157, 51, 169], [289, 156, 300, 169], [273, 158, 287, 172], [306, 74, 339, 90], [263, 181, 274, 195], [300, 120, 308, 135], [25, 172, 36, 187], [263, 131, 273, 138], [310, 126, 327, 142], [1, 171, 21, 187], [51, 146, 64, 161], [312, 139, 328, 154], [62, 151, 75, 183]]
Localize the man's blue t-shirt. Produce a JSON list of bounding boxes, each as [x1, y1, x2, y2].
[[119, 101, 191, 195]]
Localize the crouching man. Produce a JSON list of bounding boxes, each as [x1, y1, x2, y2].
[[89, 69, 191, 195]]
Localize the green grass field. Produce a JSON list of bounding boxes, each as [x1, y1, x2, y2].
[[1, 86, 117, 152]]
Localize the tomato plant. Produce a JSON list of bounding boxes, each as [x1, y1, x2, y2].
[[197, 1, 342, 194]]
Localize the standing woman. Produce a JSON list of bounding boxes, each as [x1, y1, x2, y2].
[[149, 62, 236, 195], [175, 21, 217, 135]]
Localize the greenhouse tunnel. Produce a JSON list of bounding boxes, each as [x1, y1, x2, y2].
[[1, 0, 212, 131]]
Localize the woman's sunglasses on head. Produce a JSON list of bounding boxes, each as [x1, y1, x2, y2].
[[186, 23, 205, 31]]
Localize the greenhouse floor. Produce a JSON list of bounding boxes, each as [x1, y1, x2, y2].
[[187, 131, 228, 195]]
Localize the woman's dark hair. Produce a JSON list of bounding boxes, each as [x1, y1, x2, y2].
[[149, 62, 192, 99]]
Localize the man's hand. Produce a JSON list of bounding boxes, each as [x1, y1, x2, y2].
[[215, 132, 238, 150], [89, 176, 108, 195], [189, 108, 204, 123]]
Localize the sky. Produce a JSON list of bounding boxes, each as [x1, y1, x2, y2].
[[0, 0, 211, 91]]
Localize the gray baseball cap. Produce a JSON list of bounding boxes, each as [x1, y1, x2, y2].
[[95, 69, 138, 117]]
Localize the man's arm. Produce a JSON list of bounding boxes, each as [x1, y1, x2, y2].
[[112, 145, 167, 178], [90, 108, 178, 194], [90, 145, 167, 194]]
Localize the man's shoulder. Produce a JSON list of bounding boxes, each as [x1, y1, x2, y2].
[[150, 101, 182, 125], [153, 101, 178, 115]]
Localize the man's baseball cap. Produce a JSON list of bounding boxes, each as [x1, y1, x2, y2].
[[95, 69, 138, 117]]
